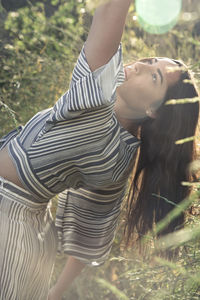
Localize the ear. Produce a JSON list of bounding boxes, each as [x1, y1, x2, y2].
[[145, 108, 157, 119]]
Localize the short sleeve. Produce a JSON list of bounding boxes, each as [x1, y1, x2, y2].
[[55, 184, 126, 266], [0, 126, 23, 150], [45, 44, 125, 126]]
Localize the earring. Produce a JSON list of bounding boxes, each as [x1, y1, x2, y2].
[[146, 108, 156, 119], [146, 108, 152, 116]]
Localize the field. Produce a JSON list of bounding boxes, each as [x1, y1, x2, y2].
[[1, 0, 200, 299]]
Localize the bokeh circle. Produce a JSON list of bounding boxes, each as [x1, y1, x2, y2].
[[136, 0, 182, 34]]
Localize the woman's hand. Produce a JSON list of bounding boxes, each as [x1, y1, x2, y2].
[[48, 286, 62, 300], [48, 256, 85, 300]]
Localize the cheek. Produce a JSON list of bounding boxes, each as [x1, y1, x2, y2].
[[119, 80, 145, 103], [120, 79, 144, 98], [118, 77, 165, 110], [117, 84, 148, 111]]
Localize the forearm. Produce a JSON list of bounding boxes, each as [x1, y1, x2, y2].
[[49, 256, 85, 299], [85, 0, 132, 71]]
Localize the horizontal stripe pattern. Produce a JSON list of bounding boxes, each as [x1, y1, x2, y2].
[[4, 45, 140, 264], [7, 45, 140, 201], [56, 181, 127, 265]]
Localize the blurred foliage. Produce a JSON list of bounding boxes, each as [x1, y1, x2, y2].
[[1, 0, 200, 135], [0, 0, 86, 135], [1, 0, 200, 299], [52, 207, 200, 300]]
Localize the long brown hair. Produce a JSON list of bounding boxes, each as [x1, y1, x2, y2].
[[125, 61, 199, 245]]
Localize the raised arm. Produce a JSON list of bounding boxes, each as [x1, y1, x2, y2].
[[48, 2, 131, 299], [85, 0, 132, 71]]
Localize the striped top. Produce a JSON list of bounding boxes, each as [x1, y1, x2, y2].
[[7, 45, 140, 202], [3, 45, 141, 264], [56, 181, 132, 265]]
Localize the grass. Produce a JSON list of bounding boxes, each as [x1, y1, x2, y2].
[[50, 194, 200, 300]]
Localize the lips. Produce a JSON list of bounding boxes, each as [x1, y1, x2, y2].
[[124, 66, 132, 79], [124, 67, 128, 80], [124, 64, 137, 80]]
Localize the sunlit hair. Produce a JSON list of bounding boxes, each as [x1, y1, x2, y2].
[[125, 59, 199, 249]]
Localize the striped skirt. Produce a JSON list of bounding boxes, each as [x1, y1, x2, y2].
[[0, 176, 58, 300]]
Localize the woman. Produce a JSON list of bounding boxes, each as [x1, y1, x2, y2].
[[0, 0, 199, 299], [49, 63, 199, 299]]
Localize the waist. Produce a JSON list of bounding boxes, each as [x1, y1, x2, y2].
[[0, 176, 55, 241], [6, 138, 56, 201], [0, 146, 27, 190], [0, 175, 48, 209]]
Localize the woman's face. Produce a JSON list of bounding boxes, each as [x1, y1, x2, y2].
[[116, 57, 181, 120]]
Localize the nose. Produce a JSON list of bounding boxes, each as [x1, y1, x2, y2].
[[134, 61, 151, 74], [125, 61, 154, 79]]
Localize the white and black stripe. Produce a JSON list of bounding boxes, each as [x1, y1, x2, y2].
[[7, 45, 139, 202], [0, 176, 58, 300], [1, 45, 140, 268], [56, 180, 129, 265]]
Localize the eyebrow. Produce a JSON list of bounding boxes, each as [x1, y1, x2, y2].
[[157, 68, 163, 85]]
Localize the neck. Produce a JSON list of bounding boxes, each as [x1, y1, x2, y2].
[[114, 99, 140, 136]]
